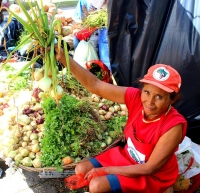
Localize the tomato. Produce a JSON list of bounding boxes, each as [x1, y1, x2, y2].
[[62, 156, 73, 165]]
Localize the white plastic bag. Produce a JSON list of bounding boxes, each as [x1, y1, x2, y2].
[[90, 0, 105, 9], [73, 40, 99, 68], [175, 136, 200, 178]]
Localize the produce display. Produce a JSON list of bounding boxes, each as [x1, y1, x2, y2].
[[0, 63, 127, 171], [0, 0, 127, 172]]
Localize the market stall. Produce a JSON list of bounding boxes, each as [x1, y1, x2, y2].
[[0, 0, 127, 180]]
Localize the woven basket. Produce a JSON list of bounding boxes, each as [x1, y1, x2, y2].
[[3, 137, 124, 173]]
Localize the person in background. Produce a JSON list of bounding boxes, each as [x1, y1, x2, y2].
[[55, 45, 187, 193]]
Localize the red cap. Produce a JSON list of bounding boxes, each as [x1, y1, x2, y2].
[[139, 64, 181, 93]]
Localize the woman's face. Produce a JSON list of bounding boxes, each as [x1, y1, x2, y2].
[[141, 83, 172, 120]]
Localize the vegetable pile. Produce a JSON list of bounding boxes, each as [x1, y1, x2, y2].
[[0, 85, 127, 171], [40, 94, 125, 171]]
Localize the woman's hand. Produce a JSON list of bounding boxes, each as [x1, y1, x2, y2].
[[84, 167, 109, 181]]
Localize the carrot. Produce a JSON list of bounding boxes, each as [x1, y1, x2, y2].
[[62, 156, 73, 165]]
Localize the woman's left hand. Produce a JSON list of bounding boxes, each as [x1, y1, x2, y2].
[[84, 167, 109, 181]]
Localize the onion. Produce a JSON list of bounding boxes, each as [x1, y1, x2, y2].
[[104, 112, 113, 120], [50, 85, 63, 99], [20, 148, 30, 157], [7, 150, 18, 159], [14, 154, 23, 162], [18, 115, 31, 125], [14, 128, 22, 138], [30, 133, 38, 140], [101, 142, 107, 149], [108, 106, 115, 113], [93, 96, 100, 103], [22, 136, 30, 142], [120, 110, 127, 116], [32, 144, 40, 153], [22, 157, 33, 167], [29, 152, 36, 159], [30, 120, 37, 128], [38, 76, 52, 92], [98, 109, 106, 115], [101, 104, 108, 110], [36, 118, 44, 124], [26, 130, 32, 138], [23, 125, 33, 131], [32, 158, 42, 168], [22, 142, 28, 147], [32, 103, 42, 111], [34, 68, 44, 81], [120, 104, 128, 111], [31, 139, 38, 145], [105, 136, 113, 145]]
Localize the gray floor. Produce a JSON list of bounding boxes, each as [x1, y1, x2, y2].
[[0, 160, 85, 193]]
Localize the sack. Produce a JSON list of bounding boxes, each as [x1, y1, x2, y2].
[[73, 40, 99, 68], [175, 136, 200, 178], [64, 168, 108, 190]]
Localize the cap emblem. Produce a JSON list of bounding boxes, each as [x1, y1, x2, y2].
[[153, 67, 170, 81]]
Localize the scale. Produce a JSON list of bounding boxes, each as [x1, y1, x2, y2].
[[38, 169, 75, 178]]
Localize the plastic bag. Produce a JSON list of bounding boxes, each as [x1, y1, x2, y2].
[[98, 28, 111, 71], [73, 40, 99, 68], [74, 27, 98, 41], [175, 136, 200, 178], [86, 60, 113, 83], [90, 0, 105, 9]]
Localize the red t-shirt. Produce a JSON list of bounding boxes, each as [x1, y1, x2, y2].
[[96, 87, 187, 193]]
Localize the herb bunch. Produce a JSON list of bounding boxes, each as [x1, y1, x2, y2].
[[40, 94, 108, 170]]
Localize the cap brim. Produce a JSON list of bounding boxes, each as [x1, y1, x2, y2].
[[139, 79, 174, 93]]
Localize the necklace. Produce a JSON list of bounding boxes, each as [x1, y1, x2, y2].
[[142, 105, 172, 123]]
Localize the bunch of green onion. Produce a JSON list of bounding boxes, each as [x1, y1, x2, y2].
[[0, 0, 70, 101]]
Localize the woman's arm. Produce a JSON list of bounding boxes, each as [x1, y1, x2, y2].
[[88, 124, 183, 177], [56, 48, 127, 104]]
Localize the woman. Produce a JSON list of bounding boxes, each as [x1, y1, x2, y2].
[[56, 50, 187, 193]]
